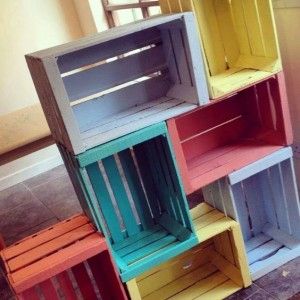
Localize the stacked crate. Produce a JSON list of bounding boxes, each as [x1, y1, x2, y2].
[[11, 1, 297, 299], [159, 0, 300, 285]]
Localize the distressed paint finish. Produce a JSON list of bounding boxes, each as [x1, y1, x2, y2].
[[126, 203, 251, 299], [0, 214, 127, 300], [167, 73, 293, 194], [61, 122, 197, 282], [26, 13, 209, 155], [204, 148, 300, 280], [159, 0, 282, 99]]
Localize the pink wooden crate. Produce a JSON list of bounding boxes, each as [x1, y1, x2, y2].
[[167, 72, 293, 194]]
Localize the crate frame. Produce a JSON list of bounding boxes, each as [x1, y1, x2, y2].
[[26, 13, 209, 155], [159, 0, 282, 99], [0, 214, 127, 299], [61, 122, 198, 282], [126, 202, 251, 300], [204, 147, 300, 280], [167, 73, 293, 194]]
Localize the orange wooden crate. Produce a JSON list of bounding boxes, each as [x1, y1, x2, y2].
[[0, 214, 127, 300]]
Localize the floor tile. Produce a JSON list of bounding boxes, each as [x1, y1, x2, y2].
[[0, 268, 14, 300], [246, 289, 278, 300], [30, 174, 82, 220], [0, 197, 55, 242], [0, 184, 34, 214], [23, 164, 67, 189], [5, 217, 59, 246], [255, 259, 300, 300], [226, 283, 261, 300]]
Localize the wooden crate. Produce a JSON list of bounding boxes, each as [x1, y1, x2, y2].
[[168, 73, 293, 194], [0, 214, 127, 299], [26, 13, 209, 155], [126, 203, 251, 300], [204, 147, 300, 280], [61, 122, 198, 282], [159, 0, 282, 99]]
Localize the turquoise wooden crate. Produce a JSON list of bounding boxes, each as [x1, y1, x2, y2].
[[203, 147, 300, 280], [61, 122, 197, 282]]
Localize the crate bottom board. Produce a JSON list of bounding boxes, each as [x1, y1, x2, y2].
[[187, 139, 282, 191], [245, 233, 300, 280], [136, 263, 241, 300], [210, 65, 278, 99], [112, 224, 197, 282], [78, 97, 196, 150]]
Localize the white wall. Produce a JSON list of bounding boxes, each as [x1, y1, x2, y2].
[[0, 0, 83, 115], [0, 0, 83, 190]]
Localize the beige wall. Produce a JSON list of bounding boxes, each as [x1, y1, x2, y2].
[[0, 0, 83, 115]]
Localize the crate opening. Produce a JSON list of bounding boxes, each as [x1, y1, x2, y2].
[[83, 134, 197, 280], [171, 76, 286, 191], [130, 231, 243, 299], [230, 162, 300, 275], [56, 16, 204, 149], [194, 0, 281, 98]]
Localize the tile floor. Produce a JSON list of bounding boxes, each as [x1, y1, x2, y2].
[[0, 164, 300, 299]]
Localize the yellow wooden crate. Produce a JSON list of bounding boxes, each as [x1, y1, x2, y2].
[[159, 0, 282, 99], [126, 203, 251, 300]]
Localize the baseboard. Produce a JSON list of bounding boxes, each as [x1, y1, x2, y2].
[[0, 144, 63, 191]]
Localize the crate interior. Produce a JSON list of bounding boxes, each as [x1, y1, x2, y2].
[[1, 215, 125, 299], [231, 160, 300, 276], [58, 16, 201, 149], [83, 135, 196, 280], [194, 0, 281, 98], [173, 77, 286, 191], [130, 230, 243, 300]]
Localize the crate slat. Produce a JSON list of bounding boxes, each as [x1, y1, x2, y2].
[[205, 147, 300, 280], [26, 13, 209, 154], [168, 73, 293, 194], [159, 0, 282, 99]]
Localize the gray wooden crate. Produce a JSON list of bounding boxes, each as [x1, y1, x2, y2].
[[26, 13, 209, 155]]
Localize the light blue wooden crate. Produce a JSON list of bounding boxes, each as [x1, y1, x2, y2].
[[203, 147, 300, 280], [26, 12, 209, 155], [61, 122, 197, 282]]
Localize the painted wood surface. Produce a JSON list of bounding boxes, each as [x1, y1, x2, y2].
[[159, 0, 282, 99], [61, 122, 197, 282], [26, 12, 208, 155], [167, 73, 293, 195], [126, 202, 251, 299], [204, 148, 300, 280], [0, 214, 127, 299]]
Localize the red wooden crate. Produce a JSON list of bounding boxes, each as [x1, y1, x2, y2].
[[0, 214, 127, 300], [168, 72, 293, 194]]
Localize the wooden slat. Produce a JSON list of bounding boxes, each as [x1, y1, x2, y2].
[[122, 235, 177, 264], [19, 287, 40, 300], [11, 233, 104, 293], [56, 271, 77, 300], [103, 155, 140, 237], [119, 149, 154, 230], [57, 27, 162, 73], [39, 279, 59, 300], [64, 45, 166, 101], [8, 223, 95, 272], [72, 263, 97, 299], [86, 162, 124, 243], [231, 183, 252, 241], [242, 176, 266, 236], [2, 214, 88, 260]]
